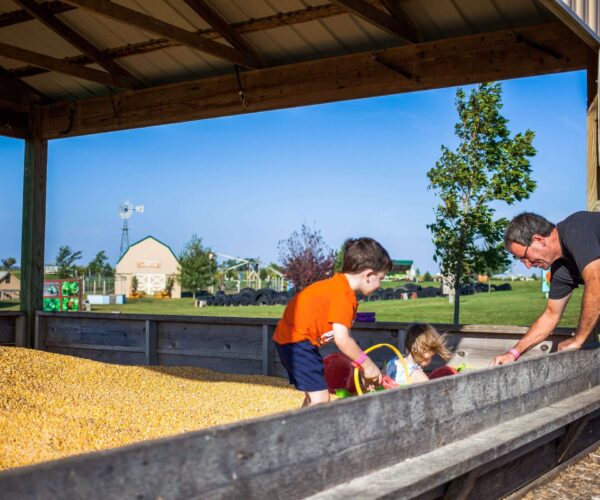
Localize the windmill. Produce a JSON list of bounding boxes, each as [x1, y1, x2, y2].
[[118, 200, 144, 258]]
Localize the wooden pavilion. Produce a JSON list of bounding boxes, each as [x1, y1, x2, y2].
[[1, 3, 600, 497]]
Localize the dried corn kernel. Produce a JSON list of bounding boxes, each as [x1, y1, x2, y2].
[[0, 347, 303, 470]]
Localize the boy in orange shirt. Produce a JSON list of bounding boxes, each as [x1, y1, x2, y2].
[[273, 237, 392, 406]]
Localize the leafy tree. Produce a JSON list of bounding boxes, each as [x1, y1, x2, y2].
[[530, 272, 538, 281], [423, 271, 432, 282], [333, 244, 345, 273], [131, 275, 139, 294], [1, 257, 16, 270], [177, 235, 217, 299], [278, 224, 334, 292], [87, 250, 113, 276], [55, 246, 83, 278], [165, 275, 175, 296], [427, 83, 536, 324]]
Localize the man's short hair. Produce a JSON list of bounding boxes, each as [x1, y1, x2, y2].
[[341, 237, 392, 274], [504, 212, 555, 246]]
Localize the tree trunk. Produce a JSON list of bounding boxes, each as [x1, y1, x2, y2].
[[453, 261, 462, 325]]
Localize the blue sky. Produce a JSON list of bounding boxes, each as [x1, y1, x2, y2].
[[0, 70, 588, 274]]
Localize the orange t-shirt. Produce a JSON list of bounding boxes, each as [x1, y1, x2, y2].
[[273, 273, 357, 347]]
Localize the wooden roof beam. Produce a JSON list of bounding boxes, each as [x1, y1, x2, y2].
[[333, 0, 416, 42], [0, 110, 30, 139], [182, 0, 265, 67], [0, 67, 46, 106], [40, 22, 592, 140], [13, 0, 144, 89], [0, 1, 74, 29], [0, 42, 133, 89], [8, 3, 352, 80], [61, 0, 260, 69]]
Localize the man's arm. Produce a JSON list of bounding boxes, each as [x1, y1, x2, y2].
[[491, 293, 571, 366], [558, 259, 600, 351]]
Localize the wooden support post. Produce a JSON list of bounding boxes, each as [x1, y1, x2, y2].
[[19, 106, 47, 348], [262, 324, 275, 376], [587, 51, 599, 212], [34, 313, 46, 350], [145, 320, 158, 366], [555, 414, 591, 464], [14, 315, 26, 347]]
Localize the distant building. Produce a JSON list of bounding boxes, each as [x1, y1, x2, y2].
[[115, 236, 181, 298], [0, 271, 20, 299]]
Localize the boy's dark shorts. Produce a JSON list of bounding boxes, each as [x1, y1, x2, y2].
[[275, 340, 327, 392]]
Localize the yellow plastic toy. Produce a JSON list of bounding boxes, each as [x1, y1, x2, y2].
[[353, 343, 410, 395]]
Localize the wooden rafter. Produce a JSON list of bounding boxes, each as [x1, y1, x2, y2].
[[182, 0, 265, 67], [61, 0, 260, 69], [0, 110, 30, 138], [13, 0, 143, 89], [380, 0, 419, 41], [333, 0, 416, 42], [0, 42, 133, 89], [40, 22, 592, 140], [7, 3, 379, 80], [0, 1, 74, 29]]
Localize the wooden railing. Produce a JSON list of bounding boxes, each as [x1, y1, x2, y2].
[[33, 311, 576, 375], [0, 311, 26, 346]]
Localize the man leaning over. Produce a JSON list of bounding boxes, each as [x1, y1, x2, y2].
[[491, 211, 600, 366]]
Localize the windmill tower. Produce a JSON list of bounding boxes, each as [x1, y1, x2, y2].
[[118, 200, 144, 258]]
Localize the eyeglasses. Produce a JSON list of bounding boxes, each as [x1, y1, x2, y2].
[[518, 245, 530, 263]]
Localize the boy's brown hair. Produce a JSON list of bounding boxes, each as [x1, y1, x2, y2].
[[341, 237, 392, 274], [405, 323, 451, 364]]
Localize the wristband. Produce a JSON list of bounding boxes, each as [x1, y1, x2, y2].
[[352, 351, 367, 367], [508, 348, 521, 360]]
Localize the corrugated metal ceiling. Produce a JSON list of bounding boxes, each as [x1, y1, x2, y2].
[[0, 0, 593, 101]]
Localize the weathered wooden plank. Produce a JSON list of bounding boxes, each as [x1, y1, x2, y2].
[[157, 321, 263, 357], [157, 353, 262, 375], [46, 346, 146, 365], [309, 391, 600, 499], [0, 349, 598, 499], [45, 316, 145, 347], [44, 341, 143, 353], [0, 316, 15, 344], [41, 22, 593, 139]]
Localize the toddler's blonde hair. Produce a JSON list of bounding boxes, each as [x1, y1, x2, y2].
[[405, 323, 451, 364]]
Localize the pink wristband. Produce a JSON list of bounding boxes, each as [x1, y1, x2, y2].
[[508, 348, 521, 360], [353, 351, 367, 366]]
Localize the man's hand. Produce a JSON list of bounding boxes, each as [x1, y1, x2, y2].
[[490, 351, 517, 367], [558, 338, 582, 352]]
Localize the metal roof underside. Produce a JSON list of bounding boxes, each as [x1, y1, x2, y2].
[[0, 0, 596, 104]]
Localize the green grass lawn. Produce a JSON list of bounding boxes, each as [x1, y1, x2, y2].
[[0, 280, 582, 327]]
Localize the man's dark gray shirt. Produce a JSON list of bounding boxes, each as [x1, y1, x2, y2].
[[550, 211, 600, 300]]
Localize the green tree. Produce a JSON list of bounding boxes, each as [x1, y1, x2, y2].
[[177, 235, 217, 299], [423, 271, 432, 282], [87, 250, 113, 276], [55, 246, 83, 278], [427, 83, 536, 324], [1, 257, 16, 270], [333, 244, 344, 273]]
